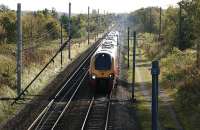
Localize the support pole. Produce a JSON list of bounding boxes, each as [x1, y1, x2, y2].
[[151, 60, 160, 130], [88, 6, 90, 45], [104, 10, 106, 30], [60, 22, 63, 68], [97, 9, 99, 38], [179, 3, 182, 50], [117, 34, 120, 75], [127, 27, 130, 68], [132, 31, 136, 101], [16, 3, 22, 96], [150, 7, 152, 34], [159, 7, 162, 39], [197, 41, 200, 68], [68, 2, 71, 59], [30, 14, 33, 46]]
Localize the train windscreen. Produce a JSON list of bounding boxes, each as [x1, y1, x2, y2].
[[95, 53, 112, 70]]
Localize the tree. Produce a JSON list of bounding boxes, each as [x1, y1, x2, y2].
[[129, 7, 161, 33], [181, 0, 200, 67], [162, 7, 179, 48], [45, 18, 60, 39], [0, 11, 16, 43], [51, 8, 58, 18], [0, 4, 9, 12], [0, 24, 6, 43]]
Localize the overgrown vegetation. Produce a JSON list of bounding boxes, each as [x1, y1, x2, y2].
[[0, 4, 112, 124], [160, 48, 200, 130], [128, 1, 200, 130], [0, 4, 110, 93]]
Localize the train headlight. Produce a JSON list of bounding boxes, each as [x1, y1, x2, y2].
[[109, 74, 114, 79], [91, 74, 96, 80]]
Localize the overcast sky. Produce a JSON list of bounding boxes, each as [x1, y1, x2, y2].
[[0, 0, 181, 13]]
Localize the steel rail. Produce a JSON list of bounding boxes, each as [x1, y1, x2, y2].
[[81, 84, 115, 130], [29, 70, 86, 130], [81, 97, 95, 130], [51, 72, 88, 129], [27, 100, 54, 130], [105, 83, 115, 130], [27, 32, 107, 130], [36, 71, 87, 130]]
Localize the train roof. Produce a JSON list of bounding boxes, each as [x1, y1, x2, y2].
[[108, 31, 119, 36], [91, 30, 119, 58], [94, 42, 117, 57]]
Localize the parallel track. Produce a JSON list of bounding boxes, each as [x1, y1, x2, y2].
[[81, 85, 114, 130], [28, 35, 105, 130]]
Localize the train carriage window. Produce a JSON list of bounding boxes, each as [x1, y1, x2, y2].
[[95, 53, 112, 70]]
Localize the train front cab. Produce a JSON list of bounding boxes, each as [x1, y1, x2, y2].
[[89, 52, 117, 93]]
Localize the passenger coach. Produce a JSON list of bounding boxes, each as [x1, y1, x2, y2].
[[89, 31, 119, 93]]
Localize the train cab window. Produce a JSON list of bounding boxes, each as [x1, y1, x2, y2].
[[95, 53, 112, 70]]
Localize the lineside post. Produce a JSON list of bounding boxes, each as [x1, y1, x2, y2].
[[150, 7, 152, 34], [179, 2, 182, 50], [88, 6, 90, 45], [60, 22, 63, 68], [16, 3, 22, 96], [97, 9, 99, 39], [132, 31, 136, 101], [151, 60, 160, 130], [68, 2, 71, 60], [159, 7, 162, 40], [127, 27, 130, 68]]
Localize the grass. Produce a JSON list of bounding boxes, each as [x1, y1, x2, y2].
[[139, 32, 200, 130], [135, 91, 151, 130], [121, 36, 152, 130], [132, 49, 183, 130], [0, 34, 102, 124], [123, 33, 189, 130]]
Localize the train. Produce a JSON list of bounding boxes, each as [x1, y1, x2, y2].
[[88, 31, 119, 93]]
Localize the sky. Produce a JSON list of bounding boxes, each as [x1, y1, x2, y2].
[[0, 0, 181, 13]]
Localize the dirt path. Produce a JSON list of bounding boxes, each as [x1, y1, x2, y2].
[[159, 89, 184, 130], [135, 51, 184, 130], [108, 28, 139, 130]]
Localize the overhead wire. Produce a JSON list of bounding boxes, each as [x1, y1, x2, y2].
[[23, 28, 59, 50]]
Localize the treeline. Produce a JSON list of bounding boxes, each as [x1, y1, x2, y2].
[[0, 4, 110, 44], [128, 2, 200, 129], [128, 7, 161, 34], [129, 0, 200, 51]]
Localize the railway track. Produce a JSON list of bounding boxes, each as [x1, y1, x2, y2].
[[51, 85, 115, 130], [81, 90, 114, 130], [27, 34, 106, 130]]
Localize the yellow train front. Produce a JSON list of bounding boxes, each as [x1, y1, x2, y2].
[[89, 31, 119, 93]]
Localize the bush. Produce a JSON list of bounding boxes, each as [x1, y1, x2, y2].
[[161, 48, 195, 84], [0, 55, 16, 89], [161, 48, 200, 129], [175, 65, 200, 110]]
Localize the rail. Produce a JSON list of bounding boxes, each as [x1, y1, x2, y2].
[[27, 32, 107, 130], [81, 83, 115, 130]]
